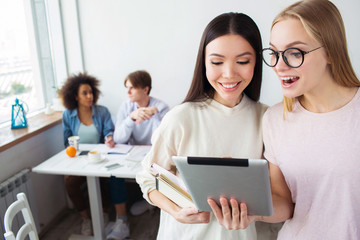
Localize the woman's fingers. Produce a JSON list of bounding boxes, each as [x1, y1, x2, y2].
[[219, 197, 233, 229], [105, 140, 115, 148], [181, 206, 199, 215], [208, 197, 257, 230], [208, 197, 237, 229], [230, 198, 240, 230], [239, 202, 250, 229], [197, 211, 211, 223], [208, 198, 223, 224], [175, 207, 210, 223]]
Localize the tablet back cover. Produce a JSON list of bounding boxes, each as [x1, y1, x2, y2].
[[173, 156, 273, 216]]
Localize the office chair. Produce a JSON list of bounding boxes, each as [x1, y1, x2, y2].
[[3, 192, 39, 240]]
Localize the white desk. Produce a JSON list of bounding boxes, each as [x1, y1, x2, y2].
[[32, 144, 151, 240]]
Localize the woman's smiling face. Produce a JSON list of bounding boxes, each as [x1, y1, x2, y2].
[[205, 34, 256, 107], [270, 18, 329, 99]]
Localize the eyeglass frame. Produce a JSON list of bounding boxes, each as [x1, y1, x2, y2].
[[261, 46, 323, 68]]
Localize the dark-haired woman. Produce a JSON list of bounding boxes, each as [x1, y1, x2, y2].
[[136, 13, 267, 239], [60, 72, 129, 239]]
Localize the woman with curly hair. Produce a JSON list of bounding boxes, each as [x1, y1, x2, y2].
[[59, 72, 130, 239]]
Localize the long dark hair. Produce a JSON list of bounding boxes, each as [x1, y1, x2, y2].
[[183, 12, 263, 103]]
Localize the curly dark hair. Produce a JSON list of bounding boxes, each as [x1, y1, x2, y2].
[[59, 72, 101, 110]]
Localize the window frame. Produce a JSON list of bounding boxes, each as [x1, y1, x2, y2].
[[23, 0, 68, 105]]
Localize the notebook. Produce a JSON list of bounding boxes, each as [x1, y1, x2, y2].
[[172, 156, 273, 216]]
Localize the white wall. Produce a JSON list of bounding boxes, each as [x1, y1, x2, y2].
[[60, 0, 360, 116], [2, 0, 356, 232], [0, 124, 67, 233]]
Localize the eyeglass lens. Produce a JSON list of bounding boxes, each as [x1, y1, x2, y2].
[[262, 48, 304, 68]]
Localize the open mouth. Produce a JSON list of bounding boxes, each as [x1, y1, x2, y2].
[[219, 82, 240, 89], [281, 76, 299, 86]]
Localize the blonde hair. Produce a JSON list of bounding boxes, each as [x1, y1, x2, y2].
[[272, 0, 360, 114]]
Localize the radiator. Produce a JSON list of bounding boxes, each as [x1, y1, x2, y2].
[[0, 169, 40, 238]]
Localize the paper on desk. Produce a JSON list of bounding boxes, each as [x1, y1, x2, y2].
[[125, 145, 152, 162], [91, 144, 133, 154]]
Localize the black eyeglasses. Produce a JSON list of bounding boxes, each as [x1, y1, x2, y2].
[[261, 46, 323, 68]]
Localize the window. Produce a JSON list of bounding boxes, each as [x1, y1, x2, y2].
[[0, 0, 57, 125]]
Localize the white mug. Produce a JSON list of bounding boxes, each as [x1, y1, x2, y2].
[[88, 151, 102, 163]]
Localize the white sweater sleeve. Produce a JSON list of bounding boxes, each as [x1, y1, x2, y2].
[[135, 108, 179, 204]]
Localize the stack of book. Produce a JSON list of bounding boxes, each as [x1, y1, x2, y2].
[[151, 163, 195, 208]]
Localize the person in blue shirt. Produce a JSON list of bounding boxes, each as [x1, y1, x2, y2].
[[113, 70, 169, 216], [60, 72, 129, 239]]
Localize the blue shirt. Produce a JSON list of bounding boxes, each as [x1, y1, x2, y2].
[[62, 105, 114, 147]]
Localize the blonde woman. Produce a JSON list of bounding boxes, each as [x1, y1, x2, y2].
[[209, 0, 360, 239]]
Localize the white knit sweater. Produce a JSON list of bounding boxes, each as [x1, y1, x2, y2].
[[136, 95, 267, 240]]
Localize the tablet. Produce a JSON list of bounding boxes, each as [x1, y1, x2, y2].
[[172, 156, 273, 216]]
